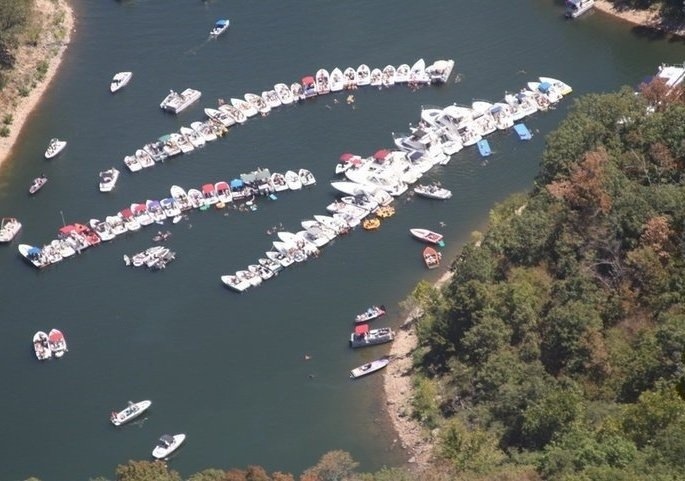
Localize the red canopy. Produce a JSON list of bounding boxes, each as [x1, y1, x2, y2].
[[215, 181, 229, 190], [202, 183, 215, 194], [339, 153, 355, 162], [120, 208, 133, 218], [59, 225, 76, 235], [354, 324, 370, 334], [132, 203, 146, 214], [373, 149, 390, 161], [48, 330, 63, 342], [302, 76, 315, 85]]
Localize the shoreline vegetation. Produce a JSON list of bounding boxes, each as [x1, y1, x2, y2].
[[0, 0, 74, 170]]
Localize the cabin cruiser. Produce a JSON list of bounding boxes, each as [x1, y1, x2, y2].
[[426, 59, 455, 83], [160, 88, 201, 114]]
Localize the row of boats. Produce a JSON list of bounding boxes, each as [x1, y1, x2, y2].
[[17, 168, 314, 269], [32, 329, 68, 360], [124, 245, 177, 270]]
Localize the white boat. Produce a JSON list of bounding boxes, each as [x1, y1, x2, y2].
[[170, 185, 192, 211], [382, 65, 396, 86], [503, 91, 538, 121], [180, 126, 205, 149], [342, 67, 357, 89], [118, 208, 141, 232], [298, 168, 316, 187], [204, 107, 234, 128], [315, 68, 330, 95], [301, 219, 336, 241], [131, 203, 154, 226], [655, 63, 685, 89], [369, 68, 383, 87], [244, 92, 270, 115], [210, 18, 230, 36], [527, 81, 562, 104], [236, 269, 262, 287], [394, 63, 410, 83], [274, 83, 294, 105], [284, 170, 302, 190], [145, 199, 167, 223], [409, 58, 429, 84], [269, 172, 288, 192], [258, 256, 283, 274], [265, 249, 295, 268], [329, 68, 345, 92], [47, 328, 68, 358], [110, 71, 132, 93], [33, 331, 52, 360], [215, 181, 233, 203], [410, 228, 444, 246], [471, 101, 497, 136], [355, 305, 386, 323], [191, 121, 218, 143], [413, 184, 452, 200], [160, 88, 201, 114], [314, 214, 351, 235], [187, 188, 206, 209], [426, 59, 455, 83], [0, 217, 22, 243], [565, 0, 594, 18], [135, 148, 156, 168], [221, 274, 251, 292], [262, 89, 282, 109], [160, 197, 182, 218], [172, 132, 194, 154], [89, 219, 116, 242], [152, 433, 186, 459], [290, 82, 304, 102], [106, 215, 128, 236], [123, 154, 142, 173], [356, 64, 371, 86], [349, 324, 395, 348], [98, 167, 120, 192], [44, 138, 67, 159], [490, 102, 515, 130], [18, 244, 49, 268], [143, 141, 167, 163], [201, 183, 219, 205], [28, 174, 48, 195], [538, 76, 573, 96], [111, 400, 152, 426], [350, 356, 390, 379], [249, 263, 274, 281]]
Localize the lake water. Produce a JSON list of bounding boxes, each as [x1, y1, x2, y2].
[[1, 1, 684, 480]]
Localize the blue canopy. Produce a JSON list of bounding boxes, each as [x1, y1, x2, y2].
[[230, 179, 244, 188], [28, 247, 41, 255], [539, 82, 552, 93], [215, 19, 229, 27]]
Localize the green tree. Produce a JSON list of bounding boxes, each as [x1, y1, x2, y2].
[[115, 460, 181, 481], [300, 451, 359, 481]]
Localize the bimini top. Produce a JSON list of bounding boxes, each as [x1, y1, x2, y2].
[[354, 324, 370, 335], [538, 81, 552, 93]]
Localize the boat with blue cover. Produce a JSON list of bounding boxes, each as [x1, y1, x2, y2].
[[477, 139, 491, 157], [210, 19, 230, 37], [514, 123, 532, 140]]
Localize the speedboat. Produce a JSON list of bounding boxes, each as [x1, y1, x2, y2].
[[187, 188, 205, 209], [89, 219, 116, 242], [172, 132, 194, 154], [159, 134, 182, 157], [369, 68, 383, 87], [503, 91, 538, 121], [410, 228, 445, 246], [44, 138, 67, 159], [413, 184, 452, 200], [284, 170, 302, 190], [301, 76, 317, 98], [394, 63, 410, 83], [426, 59, 455, 83], [215, 181, 233, 203], [18, 244, 50, 268], [314, 214, 350, 235], [209, 19, 230, 36], [160, 198, 182, 218], [180, 126, 205, 149], [423, 246, 441, 269], [490, 103, 515, 130], [315, 68, 330, 95], [110, 71, 132, 93], [221, 274, 251, 293], [249, 263, 274, 281], [329, 68, 345, 92], [258, 256, 283, 274], [131, 203, 154, 226], [201, 183, 219, 205], [270, 172, 289, 192], [106, 215, 128, 236], [205, 107, 235, 128], [342, 67, 357, 89], [111, 400, 152, 426], [118, 208, 142, 232], [539, 76, 573, 96], [98, 167, 120, 192], [298, 168, 316, 187], [160, 88, 201, 114], [527, 81, 562, 104], [135, 148, 156, 168], [244, 92, 270, 115], [236, 269, 262, 287], [123, 154, 142, 172], [290, 82, 304, 101], [409, 58, 429, 84], [382, 65, 396, 87], [564, 0, 594, 18], [350, 356, 390, 379], [356, 64, 371, 86], [143, 141, 167, 163], [28, 174, 48, 195], [274, 83, 294, 105], [265, 249, 295, 268], [47, 329, 68, 358], [191, 121, 218, 143], [262, 89, 282, 109], [152, 433, 186, 459], [349, 324, 395, 348], [0, 217, 22, 243], [170, 185, 192, 211], [33, 331, 52, 360], [471, 101, 497, 136], [355, 305, 386, 323], [145, 200, 167, 223]]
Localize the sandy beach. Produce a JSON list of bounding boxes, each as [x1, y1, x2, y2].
[[594, 0, 685, 36], [0, 0, 74, 169]]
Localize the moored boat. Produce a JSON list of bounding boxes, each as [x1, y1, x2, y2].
[[44, 138, 67, 159], [111, 400, 152, 426], [356, 64, 371, 86], [329, 68, 345, 92], [349, 324, 395, 348], [160, 88, 201, 114], [350, 356, 390, 378], [99, 167, 120, 192], [152, 433, 186, 459], [110, 71, 132, 93], [315, 68, 330, 95], [274, 83, 294, 105], [0, 217, 22, 243], [221, 274, 251, 293], [564, 0, 594, 18], [413, 183, 452, 200], [28, 174, 48, 195], [538, 76, 572, 96], [410, 228, 445, 246], [47, 328, 68, 358], [301, 76, 317, 98], [33, 331, 52, 360], [423, 246, 441, 269], [355, 305, 386, 323], [426, 59, 455, 83]]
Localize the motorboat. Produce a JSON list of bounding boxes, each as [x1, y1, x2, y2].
[[477, 139, 492, 157], [527, 81, 562, 104], [47, 329, 67, 358], [355, 305, 386, 323], [152, 433, 186, 459], [471, 100, 497, 136], [110, 71, 132, 93], [118, 208, 142, 232], [410, 228, 445, 246], [135, 148, 156, 168], [314, 214, 350, 235], [143, 141, 167, 163], [369, 68, 383, 87], [170, 185, 193, 211], [191, 121, 218, 143], [381, 65, 396, 87], [284, 170, 302, 190], [105, 215, 128, 236], [265, 249, 295, 268], [201, 183, 219, 205], [301, 76, 317, 98], [44, 138, 67, 159], [249, 263, 274, 281], [539, 76, 572, 96], [28, 174, 48, 195], [236, 269, 262, 287], [565, 0, 594, 18], [356, 64, 371, 86], [221, 274, 251, 292], [159, 134, 182, 157], [296, 228, 329, 248], [209, 18, 230, 36], [315, 68, 330, 95], [655, 63, 685, 89], [413, 184, 452, 200], [160, 88, 201, 114], [244, 92, 270, 115], [145, 199, 167, 223], [350, 356, 390, 379], [258, 256, 283, 274], [301, 219, 336, 241], [218, 103, 245, 124], [180, 126, 205, 149], [394, 63, 410, 83], [111, 400, 152, 426], [423, 246, 441, 269], [349, 324, 395, 348], [270, 172, 289, 192], [342, 67, 357, 89], [290, 82, 304, 101], [409, 58, 429, 84], [514, 123, 533, 140], [262, 89, 282, 109], [160, 197, 182, 218], [215, 181, 233, 203], [329, 68, 345, 92], [335, 152, 364, 175], [89, 219, 116, 242], [172, 132, 194, 154], [298, 168, 316, 187], [521, 88, 551, 111], [426, 59, 455, 83], [503, 91, 538, 120], [205, 107, 234, 128], [274, 83, 294, 105], [0, 217, 22, 243], [18, 244, 50, 268], [98, 167, 120, 192], [131, 203, 154, 226], [123, 154, 142, 173], [33, 331, 52, 360], [489, 102, 515, 130]]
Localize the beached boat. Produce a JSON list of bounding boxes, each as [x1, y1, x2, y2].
[[350, 356, 390, 379], [44, 138, 67, 159], [565, 0, 594, 18], [0, 217, 22, 243], [28, 174, 48, 195], [160, 88, 201, 114], [98, 167, 120, 192], [355, 305, 386, 323], [349, 324, 395, 348], [413, 184, 452, 200], [33, 331, 52, 360], [111, 400, 152, 426], [210, 19, 230, 36], [423, 246, 441, 269], [411, 228, 445, 246], [152, 433, 186, 459], [47, 328, 67, 358], [110, 71, 132, 93]]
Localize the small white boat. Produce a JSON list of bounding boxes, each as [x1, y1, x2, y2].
[[89, 218, 116, 242], [28, 174, 48, 195], [180, 126, 205, 149], [266, 250, 295, 268], [44, 138, 67, 159], [565, 0, 594, 18], [191, 121, 218, 142], [47, 328, 68, 358], [355, 305, 386, 323], [152, 433, 186, 459], [33, 331, 52, 360], [170, 185, 192, 212], [160, 88, 201, 114], [426, 59, 455, 83], [290, 82, 304, 102], [356, 64, 371, 86], [409, 58, 429, 84], [538, 76, 572, 96], [210, 19, 230, 37], [298, 168, 316, 187], [269, 172, 289, 192], [413, 184, 452, 200], [382, 65, 396, 86], [111, 400, 152, 426], [110, 71, 132, 93], [350, 356, 390, 379], [315, 68, 330, 95], [274, 83, 294, 105], [410, 228, 445, 246], [221, 274, 251, 293], [98, 167, 120, 192], [262, 89, 282, 109], [342, 67, 357, 89], [284, 170, 302, 190], [329, 68, 345, 92], [369, 68, 383, 87], [244, 92, 270, 115], [135, 148, 156, 168], [123, 154, 142, 173], [0, 217, 22, 243], [218, 104, 244, 124], [527, 81, 562, 104], [394, 63, 410, 83]]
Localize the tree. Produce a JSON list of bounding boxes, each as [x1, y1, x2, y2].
[[115, 460, 181, 481], [622, 383, 685, 448], [187, 469, 227, 481], [438, 418, 505, 473], [300, 451, 359, 481]]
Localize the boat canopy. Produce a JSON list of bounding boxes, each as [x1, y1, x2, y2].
[[148, 200, 161, 208], [241, 168, 271, 183], [216, 181, 229, 190], [201, 184, 215, 194], [538, 82, 552, 93], [132, 204, 147, 214], [59, 225, 76, 235], [215, 19, 229, 27], [302, 76, 315, 85], [373, 149, 391, 160], [230, 179, 244, 188], [28, 246, 41, 255], [339, 152, 355, 162], [407, 150, 424, 161], [120, 208, 134, 218], [159, 434, 174, 445], [355, 324, 370, 334], [48, 330, 62, 342]]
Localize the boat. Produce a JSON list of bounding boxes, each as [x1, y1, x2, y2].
[[160, 88, 201, 114], [413, 183, 452, 200], [356, 64, 371, 86], [152, 433, 186, 459], [0, 217, 22, 243], [118, 208, 142, 232], [18, 244, 49, 268], [394, 64, 410, 83], [369, 68, 383, 87], [423, 246, 441, 269], [265, 249, 295, 268], [329, 68, 345, 92], [191, 120, 218, 142], [170, 185, 192, 211], [135, 148, 155, 168], [28, 174, 48, 195], [159, 134, 182, 158], [110, 71, 132, 93], [89, 219, 116, 242], [355, 305, 386, 323], [47, 328, 68, 358], [342, 67, 357, 89], [143, 141, 167, 163], [527, 81, 562, 104], [44, 138, 67, 159], [362, 217, 380, 230], [33, 331, 52, 360], [105, 215, 128, 236], [180, 126, 205, 149], [514, 123, 533, 140], [504, 91, 539, 121], [98, 167, 120, 192], [565, 0, 594, 18], [349, 324, 395, 348], [201, 183, 219, 205], [290, 82, 304, 101], [274, 83, 294, 105], [538, 76, 572, 96], [111, 400, 152, 426], [284, 170, 302, 190], [244, 92, 270, 115], [409, 58, 429, 84], [655, 63, 685, 90], [410, 228, 445, 246], [298, 168, 316, 187], [350, 356, 390, 379], [315, 68, 330, 95], [221, 274, 251, 293], [426, 59, 455, 83], [172, 132, 194, 154], [210, 18, 230, 36], [262, 89, 282, 109], [477, 139, 492, 157], [301, 76, 317, 98]]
